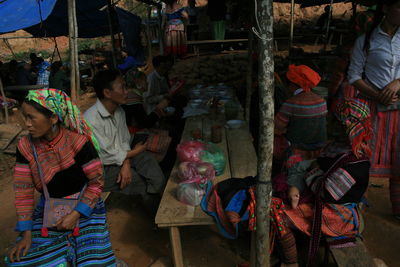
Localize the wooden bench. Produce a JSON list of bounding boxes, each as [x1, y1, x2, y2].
[[187, 39, 248, 56], [155, 115, 257, 267]]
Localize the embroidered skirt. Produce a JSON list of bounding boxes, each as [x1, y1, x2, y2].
[[164, 20, 187, 56], [5, 200, 115, 267]]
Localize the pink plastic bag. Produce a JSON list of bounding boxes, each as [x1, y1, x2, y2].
[[176, 141, 205, 162], [177, 162, 215, 185]]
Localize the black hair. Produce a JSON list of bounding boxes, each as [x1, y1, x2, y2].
[[92, 69, 121, 99], [152, 55, 167, 68], [363, 0, 399, 52], [24, 99, 54, 118]]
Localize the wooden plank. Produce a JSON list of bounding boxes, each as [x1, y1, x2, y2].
[[169, 227, 184, 267], [156, 117, 213, 226], [187, 39, 248, 45], [225, 123, 257, 178], [155, 115, 232, 226], [329, 238, 374, 267]]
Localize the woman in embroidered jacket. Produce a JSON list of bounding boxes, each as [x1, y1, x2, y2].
[[6, 89, 116, 266], [275, 64, 328, 161], [272, 98, 372, 267], [348, 0, 400, 218]]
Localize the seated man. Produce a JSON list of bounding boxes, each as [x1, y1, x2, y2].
[[84, 69, 166, 217], [145, 56, 171, 114]]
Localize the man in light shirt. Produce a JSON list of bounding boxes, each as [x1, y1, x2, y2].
[[84, 69, 165, 216]]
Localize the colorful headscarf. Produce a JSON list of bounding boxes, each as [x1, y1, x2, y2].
[[25, 89, 100, 152], [332, 98, 372, 159], [286, 64, 321, 92]]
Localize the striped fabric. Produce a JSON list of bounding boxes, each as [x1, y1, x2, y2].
[[364, 98, 400, 214], [14, 128, 103, 227], [275, 91, 327, 149], [325, 168, 356, 201], [4, 200, 115, 266], [278, 92, 327, 119]]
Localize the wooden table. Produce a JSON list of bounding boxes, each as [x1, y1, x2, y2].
[[155, 115, 257, 267]]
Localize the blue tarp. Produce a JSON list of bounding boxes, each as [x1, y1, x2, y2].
[[0, 0, 58, 34], [0, 0, 125, 38], [25, 0, 117, 38]]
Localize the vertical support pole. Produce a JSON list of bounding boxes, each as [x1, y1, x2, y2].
[[157, 4, 164, 55], [147, 6, 153, 59], [107, 0, 118, 68], [68, 0, 79, 102], [0, 78, 9, 124], [245, 29, 254, 124], [255, 0, 274, 266], [324, 0, 334, 50], [289, 0, 295, 49], [169, 227, 184, 267]]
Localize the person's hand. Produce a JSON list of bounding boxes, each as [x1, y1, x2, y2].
[[8, 231, 32, 262], [133, 141, 148, 154], [117, 161, 132, 189], [288, 186, 300, 209], [378, 80, 400, 105], [156, 98, 170, 110], [55, 210, 80, 231]]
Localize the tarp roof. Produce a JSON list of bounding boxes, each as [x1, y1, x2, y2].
[[0, 0, 58, 34], [0, 0, 122, 38]]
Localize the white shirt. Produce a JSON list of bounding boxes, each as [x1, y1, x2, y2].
[[84, 99, 131, 166], [348, 26, 400, 90]]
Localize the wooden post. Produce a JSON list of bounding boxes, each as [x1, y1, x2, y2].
[[0, 78, 9, 124], [289, 0, 295, 49], [245, 29, 254, 124], [107, 0, 118, 68], [157, 4, 164, 55], [146, 6, 153, 59], [324, 0, 334, 50], [68, 0, 80, 102], [255, 0, 274, 266]]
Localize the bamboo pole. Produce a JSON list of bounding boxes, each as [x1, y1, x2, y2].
[[0, 78, 9, 124], [107, 0, 118, 68], [289, 0, 295, 49], [68, 0, 79, 102], [255, 0, 274, 266]]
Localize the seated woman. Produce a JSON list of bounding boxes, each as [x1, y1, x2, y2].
[[6, 89, 116, 266], [272, 98, 372, 267], [275, 64, 328, 161]]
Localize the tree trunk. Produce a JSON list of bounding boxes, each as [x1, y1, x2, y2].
[[68, 0, 80, 102], [255, 0, 274, 266]]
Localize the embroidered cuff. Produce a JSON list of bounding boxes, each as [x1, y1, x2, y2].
[[15, 220, 33, 232], [74, 202, 93, 217]]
